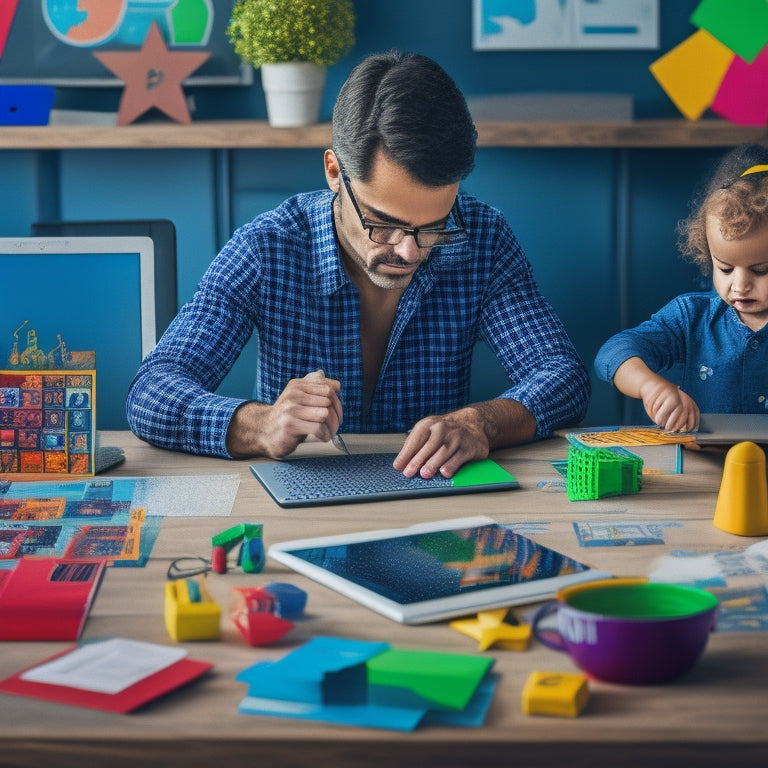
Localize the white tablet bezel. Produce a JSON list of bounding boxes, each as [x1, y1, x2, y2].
[[267, 516, 610, 624]]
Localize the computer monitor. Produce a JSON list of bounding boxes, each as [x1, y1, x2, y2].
[[0, 236, 155, 430], [31, 219, 177, 339]]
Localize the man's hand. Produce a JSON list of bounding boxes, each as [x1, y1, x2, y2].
[[226, 370, 343, 458], [393, 399, 536, 479]]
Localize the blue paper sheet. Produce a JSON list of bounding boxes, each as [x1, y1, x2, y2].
[[236, 635, 497, 731]]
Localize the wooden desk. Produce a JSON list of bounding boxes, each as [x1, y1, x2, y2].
[[1, 433, 766, 768]]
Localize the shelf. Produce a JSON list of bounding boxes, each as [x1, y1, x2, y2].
[[0, 119, 766, 149], [0, 121, 332, 149], [476, 119, 768, 148]]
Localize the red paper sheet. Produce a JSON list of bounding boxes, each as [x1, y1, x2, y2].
[[0, 647, 213, 713]]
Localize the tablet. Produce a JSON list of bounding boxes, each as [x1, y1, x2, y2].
[[268, 516, 610, 624], [695, 413, 768, 445], [250, 453, 519, 508]]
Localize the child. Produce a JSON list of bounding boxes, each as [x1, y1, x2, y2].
[[595, 143, 768, 433]]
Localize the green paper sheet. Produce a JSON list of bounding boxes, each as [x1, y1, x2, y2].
[[366, 648, 493, 710], [691, 0, 768, 63], [452, 458, 517, 488]]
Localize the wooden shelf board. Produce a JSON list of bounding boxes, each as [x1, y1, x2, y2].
[[0, 119, 765, 149]]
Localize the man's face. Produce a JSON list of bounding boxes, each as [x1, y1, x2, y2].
[[327, 150, 459, 290]]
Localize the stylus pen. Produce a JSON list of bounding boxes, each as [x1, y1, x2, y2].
[[307, 369, 349, 455], [332, 434, 350, 455]]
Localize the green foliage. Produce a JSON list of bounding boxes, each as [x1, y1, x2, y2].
[[227, 0, 356, 67]]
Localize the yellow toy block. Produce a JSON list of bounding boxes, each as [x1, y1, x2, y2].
[[164, 577, 221, 641], [521, 671, 589, 717]]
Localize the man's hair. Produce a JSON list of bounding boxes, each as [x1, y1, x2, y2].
[[331, 50, 477, 186], [679, 143, 768, 274]]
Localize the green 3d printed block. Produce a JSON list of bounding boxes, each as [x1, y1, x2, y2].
[[566, 444, 643, 501]]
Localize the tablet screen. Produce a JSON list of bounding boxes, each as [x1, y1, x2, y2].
[[279, 522, 590, 605]]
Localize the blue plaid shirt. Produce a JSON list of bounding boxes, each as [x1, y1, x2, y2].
[[595, 291, 768, 413], [127, 190, 589, 457]]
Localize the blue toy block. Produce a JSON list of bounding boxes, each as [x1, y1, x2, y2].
[[0, 86, 55, 126]]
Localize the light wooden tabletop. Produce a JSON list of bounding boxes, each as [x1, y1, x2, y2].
[[1, 432, 765, 768]]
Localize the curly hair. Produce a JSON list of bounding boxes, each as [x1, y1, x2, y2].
[[678, 143, 768, 274]]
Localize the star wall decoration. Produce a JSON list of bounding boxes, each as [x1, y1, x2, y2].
[[94, 22, 211, 125]]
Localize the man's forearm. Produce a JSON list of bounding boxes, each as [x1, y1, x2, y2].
[[225, 401, 272, 458], [459, 398, 537, 449]]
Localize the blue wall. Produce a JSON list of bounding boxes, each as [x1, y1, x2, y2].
[[0, 1, 732, 429]]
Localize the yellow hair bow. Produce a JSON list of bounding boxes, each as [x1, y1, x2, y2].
[[740, 164, 768, 177]]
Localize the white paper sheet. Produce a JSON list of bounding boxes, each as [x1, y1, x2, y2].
[[20, 638, 187, 694]]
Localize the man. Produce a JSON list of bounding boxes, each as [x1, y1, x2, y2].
[[127, 51, 589, 478]]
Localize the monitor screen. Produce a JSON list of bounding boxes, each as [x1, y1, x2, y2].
[[0, 236, 155, 430], [31, 220, 177, 339]]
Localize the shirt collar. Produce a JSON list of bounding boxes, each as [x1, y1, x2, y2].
[[309, 190, 350, 296]]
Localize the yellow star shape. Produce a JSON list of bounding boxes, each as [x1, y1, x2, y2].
[[450, 608, 532, 652], [94, 22, 210, 125]]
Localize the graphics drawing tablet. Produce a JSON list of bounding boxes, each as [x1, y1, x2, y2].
[[268, 516, 610, 624], [249, 452, 519, 508]]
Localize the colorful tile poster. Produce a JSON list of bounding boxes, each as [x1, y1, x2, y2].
[[0, 370, 95, 476]]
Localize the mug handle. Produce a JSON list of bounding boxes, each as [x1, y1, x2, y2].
[[531, 600, 567, 651]]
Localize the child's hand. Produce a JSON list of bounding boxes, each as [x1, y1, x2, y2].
[[639, 378, 700, 433], [613, 358, 700, 433]]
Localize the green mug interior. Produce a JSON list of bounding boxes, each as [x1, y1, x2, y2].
[[565, 583, 718, 619]]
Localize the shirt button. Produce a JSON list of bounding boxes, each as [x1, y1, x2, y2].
[[750, 338, 760, 350]]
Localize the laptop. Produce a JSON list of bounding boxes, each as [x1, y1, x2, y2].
[[250, 452, 520, 508]]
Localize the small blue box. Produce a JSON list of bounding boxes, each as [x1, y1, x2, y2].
[[0, 85, 55, 126]]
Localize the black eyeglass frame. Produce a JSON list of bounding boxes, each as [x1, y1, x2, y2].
[[338, 164, 468, 249], [166, 556, 211, 581]]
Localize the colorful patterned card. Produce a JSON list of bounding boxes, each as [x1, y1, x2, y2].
[[0, 370, 96, 477]]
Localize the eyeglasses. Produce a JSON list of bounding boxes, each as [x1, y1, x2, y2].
[[166, 556, 211, 581], [339, 165, 468, 248]]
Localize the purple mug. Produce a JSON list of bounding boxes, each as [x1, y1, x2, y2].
[[532, 578, 718, 685]]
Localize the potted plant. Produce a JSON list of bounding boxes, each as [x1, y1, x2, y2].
[[227, 0, 356, 127]]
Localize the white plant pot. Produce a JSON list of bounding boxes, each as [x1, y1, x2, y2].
[[260, 62, 326, 127]]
